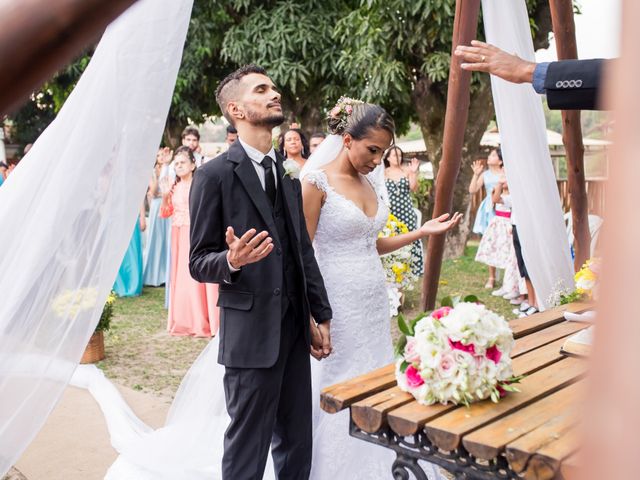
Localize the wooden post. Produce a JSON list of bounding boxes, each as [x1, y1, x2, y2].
[[549, 0, 590, 269], [421, 0, 481, 311], [0, 0, 137, 115]]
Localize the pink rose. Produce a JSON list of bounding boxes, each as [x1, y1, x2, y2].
[[449, 339, 476, 355], [345, 105, 353, 114], [431, 306, 452, 320], [404, 339, 420, 364], [485, 345, 502, 364], [330, 106, 341, 117], [405, 365, 424, 388], [437, 353, 457, 378]]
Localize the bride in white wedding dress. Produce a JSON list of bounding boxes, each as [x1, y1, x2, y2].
[[301, 100, 461, 480], [73, 100, 460, 480]]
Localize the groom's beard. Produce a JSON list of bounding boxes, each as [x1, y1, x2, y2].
[[246, 109, 285, 128]]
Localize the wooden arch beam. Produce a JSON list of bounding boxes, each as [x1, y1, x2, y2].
[[0, 0, 137, 115]]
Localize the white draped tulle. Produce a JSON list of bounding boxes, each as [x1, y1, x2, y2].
[[0, 0, 192, 475], [481, 0, 574, 308]]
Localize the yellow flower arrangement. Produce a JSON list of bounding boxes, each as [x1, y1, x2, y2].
[[379, 214, 416, 290]]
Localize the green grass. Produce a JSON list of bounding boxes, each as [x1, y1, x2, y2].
[[402, 242, 517, 320], [98, 286, 209, 399], [97, 243, 517, 398]]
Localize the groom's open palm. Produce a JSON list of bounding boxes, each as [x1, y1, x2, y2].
[[225, 227, 274, 269]]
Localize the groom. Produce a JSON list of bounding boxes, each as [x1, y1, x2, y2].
[[189, 65, 333, 480]]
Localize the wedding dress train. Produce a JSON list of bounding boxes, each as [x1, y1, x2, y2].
[[73, 165, 443, 479]]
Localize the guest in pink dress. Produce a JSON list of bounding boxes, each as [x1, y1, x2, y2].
[[160, 146, 219, 337]]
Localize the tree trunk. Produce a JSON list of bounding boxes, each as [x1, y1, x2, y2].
[[412, 76, 494, 261]]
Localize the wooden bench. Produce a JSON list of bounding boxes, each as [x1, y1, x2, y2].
[[319, 302, 592, 480]]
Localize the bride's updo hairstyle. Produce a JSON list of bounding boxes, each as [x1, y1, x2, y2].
[[327, 96, 395, 140]]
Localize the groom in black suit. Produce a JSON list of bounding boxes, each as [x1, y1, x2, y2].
[[188, 65, 333, 480]]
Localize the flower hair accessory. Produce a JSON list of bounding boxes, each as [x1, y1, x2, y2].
[[326, 96, 364, 135]]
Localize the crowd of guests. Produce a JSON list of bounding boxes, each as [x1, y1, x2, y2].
[[0, 123, 427, 337], [471, 147, 538, 317]]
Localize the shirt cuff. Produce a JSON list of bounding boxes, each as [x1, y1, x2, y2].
[[532, 62, 550, 94], [226, 253, 241, 273]]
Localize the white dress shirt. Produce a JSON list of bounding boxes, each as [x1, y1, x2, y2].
[[238, 137, 278, 189], [227, 137, 278, 273]]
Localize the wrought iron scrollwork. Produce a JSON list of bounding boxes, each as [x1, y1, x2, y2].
[[349, 418, 520, 479]]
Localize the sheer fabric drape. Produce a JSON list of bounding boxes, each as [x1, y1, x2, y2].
[[0, 0, 193, 475], [481, 0, 575, 308]]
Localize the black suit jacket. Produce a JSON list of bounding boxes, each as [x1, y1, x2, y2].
[[188, 140, 332, 368], [544, 58, 606, 110]]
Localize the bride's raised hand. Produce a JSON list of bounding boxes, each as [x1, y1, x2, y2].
[[419, 212, 463, 236], [225, 227, 274, 269]]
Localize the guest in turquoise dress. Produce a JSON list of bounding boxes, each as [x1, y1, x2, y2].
[[143, 155, 171, 286], [469, 147, 504, 288], [113, 204, 146, 297]]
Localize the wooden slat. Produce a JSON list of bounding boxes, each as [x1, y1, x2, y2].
[[510, 302, 593, 339], [506, 410, 577, 473], [560, 451, 581, 480], [511, 321, 588, 358], [387, 336, 572, 437], [522, 427, 581, 480], [351, 387, 414, 433], [424, 357, 586, 452], [462, 381, 583, 460], [320, 364, 395, 413]]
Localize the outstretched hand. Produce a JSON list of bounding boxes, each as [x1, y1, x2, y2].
[[454, 40, 536, 84], [225, 227, 274, 269], [419, 212, 463, 236]]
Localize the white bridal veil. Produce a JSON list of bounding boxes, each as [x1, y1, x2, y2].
[[481, 0, 575, 308], [0, 0, 193, 475]]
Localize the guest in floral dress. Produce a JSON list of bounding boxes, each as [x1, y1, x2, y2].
[[383, 146, 424, 275], [160, 147, 219, 337], [469, 147, 504, 288], [476, 174, 523, 302]]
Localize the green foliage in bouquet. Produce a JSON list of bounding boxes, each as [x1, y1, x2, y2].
[[95, 292, 117, 333]]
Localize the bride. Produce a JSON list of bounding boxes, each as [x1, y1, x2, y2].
[[301, 98, 461, 479], [74, 99, 460, 480]]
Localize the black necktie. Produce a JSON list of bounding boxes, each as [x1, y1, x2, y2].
[[260, 156, 276, 206]]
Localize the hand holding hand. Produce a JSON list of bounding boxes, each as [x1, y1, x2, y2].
[[471, 160, 485, 176], [310, 320, 330, 360], [419, 212, 463, 236], [317, 321, 332, 358], [455, 40, 536, 84], [225, 227, 274, 269]]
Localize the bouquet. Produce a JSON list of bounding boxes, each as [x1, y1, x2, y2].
[[395, 297, 521, 405], [574, 258, 600, 299], [378, 214, 416, 315], [549, 257, 601, 306]]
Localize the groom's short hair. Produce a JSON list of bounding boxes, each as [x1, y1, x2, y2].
[[215, 64, 268, 125]]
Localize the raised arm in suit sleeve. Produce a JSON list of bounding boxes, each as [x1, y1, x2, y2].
[[189, 167, 240, 285], [293, 180, 332, 323], [544, 58, 606, 110]]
